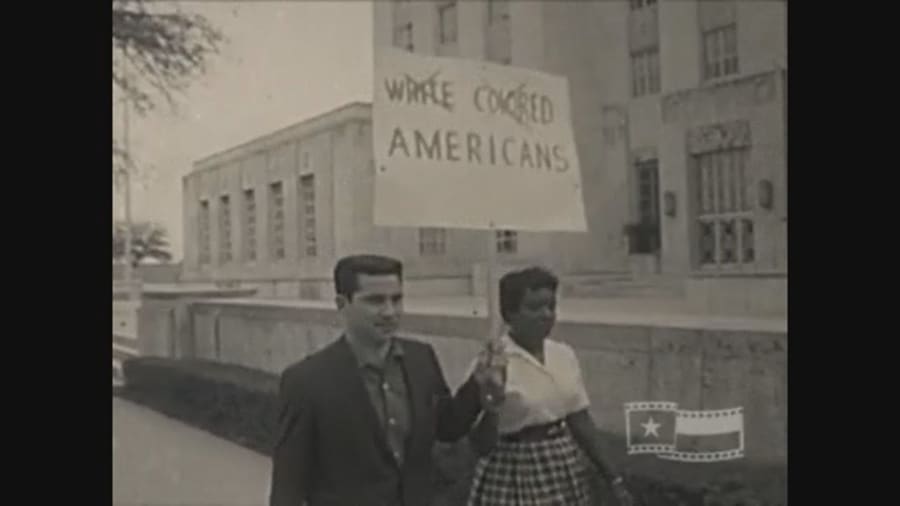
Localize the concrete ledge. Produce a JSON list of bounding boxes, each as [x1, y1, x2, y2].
[[191, 297, 786, 334], [142, 286, 258, 300]]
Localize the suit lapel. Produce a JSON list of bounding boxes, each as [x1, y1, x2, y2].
[[331, 336, 398, 466]]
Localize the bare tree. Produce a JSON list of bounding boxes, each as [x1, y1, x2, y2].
[[112, 0, 225, 174]]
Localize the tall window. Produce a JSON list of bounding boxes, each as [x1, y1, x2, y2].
[[637, 160, 660, 227], [393, 22, 413, 52], [628, 0, 660, 97], [419, 228, 447, 256], [198, 199, 211, 265], [269, 182, 285, 260], [298, 175, 317, 257], [702, 24, 739, 80], [438, 2, 458, 45], [631, 48, 660, 97], [694, 148, 754, 268], [486, 0, 511, 64], [218, 194, 232, 263], [630, 159, 661, 254], [488, 0, 510, 25], [630, 0, 657, 10], [496, 230, 518, 254], [243, 189, 257, 262]]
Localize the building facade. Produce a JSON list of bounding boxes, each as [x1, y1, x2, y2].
[[596, 0, 787, 314], [374, 0, 787, 315], [182, 104, 376, 299], [182, 103, 497, 299], [183, 0, 786, 316]]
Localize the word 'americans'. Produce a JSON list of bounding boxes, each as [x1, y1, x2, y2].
[[383, 71, 570, 173]]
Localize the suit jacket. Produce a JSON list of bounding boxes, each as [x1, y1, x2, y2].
[[269, 335, 482, 506]]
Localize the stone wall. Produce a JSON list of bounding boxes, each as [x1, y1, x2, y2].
[[146, 298, 788, 465]]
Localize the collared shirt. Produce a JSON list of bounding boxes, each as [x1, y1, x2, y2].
[[466, 334, 591, 435], [348, 337, 412, 465]]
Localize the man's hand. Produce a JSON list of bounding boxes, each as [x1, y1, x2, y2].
[[471, 339, 507, 412]]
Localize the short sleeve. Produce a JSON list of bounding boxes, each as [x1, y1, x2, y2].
[[565, 345, 591, 413]]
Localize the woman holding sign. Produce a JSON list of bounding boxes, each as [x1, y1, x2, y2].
[[466, 267, 634, 506]]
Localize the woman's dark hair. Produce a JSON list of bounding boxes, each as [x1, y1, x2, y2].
[[334, 254, 403, 300], [499, 266, 559, 323]]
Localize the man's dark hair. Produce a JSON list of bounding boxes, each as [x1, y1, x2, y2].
[[334, 254, 403, 300], [499, 266, 559, 323]]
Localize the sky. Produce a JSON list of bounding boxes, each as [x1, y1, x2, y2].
[[113, 1, 375, 261]]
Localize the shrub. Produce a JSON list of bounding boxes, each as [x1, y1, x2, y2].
[[119, 357, 278, 455]]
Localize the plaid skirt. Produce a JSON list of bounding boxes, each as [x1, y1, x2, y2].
[[466, 428, 595, 506]]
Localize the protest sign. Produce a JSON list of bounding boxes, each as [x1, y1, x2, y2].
[[373, 48, 588, 232]]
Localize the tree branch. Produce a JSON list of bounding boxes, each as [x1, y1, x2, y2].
[[112, 0, 225, 171], [112, 0, 223, 114]]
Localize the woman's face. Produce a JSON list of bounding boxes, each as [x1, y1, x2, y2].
[[508, 287, 557, 342]]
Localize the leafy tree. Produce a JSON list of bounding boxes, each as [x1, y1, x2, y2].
[[114, 221, 173, 268]]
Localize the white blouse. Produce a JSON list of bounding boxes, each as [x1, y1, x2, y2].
[[466, 334, 591, 435]]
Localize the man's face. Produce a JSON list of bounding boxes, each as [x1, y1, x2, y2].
[[508, 287, 557, 342], [337, 273, 403, 346]]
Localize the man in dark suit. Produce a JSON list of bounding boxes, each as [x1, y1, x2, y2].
[[269, 254, 499, 506]]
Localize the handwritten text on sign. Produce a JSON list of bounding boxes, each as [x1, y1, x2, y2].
[[373, 48, 587, 232]]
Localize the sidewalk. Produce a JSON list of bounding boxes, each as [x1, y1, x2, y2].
[[113, 397, 270, 506]]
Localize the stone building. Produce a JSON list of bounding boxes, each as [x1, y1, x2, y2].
[[182, 0, 786, 316], [375, 0, 787, 315]]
